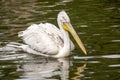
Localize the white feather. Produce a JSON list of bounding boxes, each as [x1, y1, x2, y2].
[[18, 23, 74, 56]]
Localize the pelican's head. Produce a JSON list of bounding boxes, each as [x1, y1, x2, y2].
[[57, 10, 87, 55], [57, 10, 70, 25]]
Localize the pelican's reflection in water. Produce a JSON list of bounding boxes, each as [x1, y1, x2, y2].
[[17, 55, 87, 80], [71, 63, 87, 80]]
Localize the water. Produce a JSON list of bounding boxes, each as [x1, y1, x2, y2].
[[0, 0, 120, 80]]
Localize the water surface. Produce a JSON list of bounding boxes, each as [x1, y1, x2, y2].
[[0, 0, 120, 80]]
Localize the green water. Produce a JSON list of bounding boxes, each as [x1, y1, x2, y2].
[[0, 0, 120, 80]]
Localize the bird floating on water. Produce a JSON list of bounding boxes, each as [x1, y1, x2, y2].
[[18, 10, 87, 58]]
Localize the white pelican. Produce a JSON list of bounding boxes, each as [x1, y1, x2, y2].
[[18, 11, 87, 58]]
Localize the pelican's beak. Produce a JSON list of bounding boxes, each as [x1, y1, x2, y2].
[[63, 23, 87, 55]]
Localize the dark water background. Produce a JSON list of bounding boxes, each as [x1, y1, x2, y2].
[[0, 0, 120, 80]]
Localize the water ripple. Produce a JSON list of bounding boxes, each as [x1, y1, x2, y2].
[[108, 64, 120, 67], [74, 54, 120, 59], [111, 40, 120, 42], [0, 54, 27, 61]]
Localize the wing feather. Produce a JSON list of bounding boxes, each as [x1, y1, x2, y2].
[[41, 23, 75, 51], [18, 23, 64, 55]]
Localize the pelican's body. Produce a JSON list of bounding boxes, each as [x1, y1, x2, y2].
[[18, 11, 87, 58]]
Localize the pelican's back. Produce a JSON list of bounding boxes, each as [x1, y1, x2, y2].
[[18, 23, 64, 55]]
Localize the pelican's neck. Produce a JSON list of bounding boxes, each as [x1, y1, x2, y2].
[[53, 14, 71, 58], [52, 24, 71, 58], [55, 24, 71, 58], [61, 29, 70, 50], [57, 20, 70, 50]]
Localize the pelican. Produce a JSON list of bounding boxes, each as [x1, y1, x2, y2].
[[18, 11, 87, 58]]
